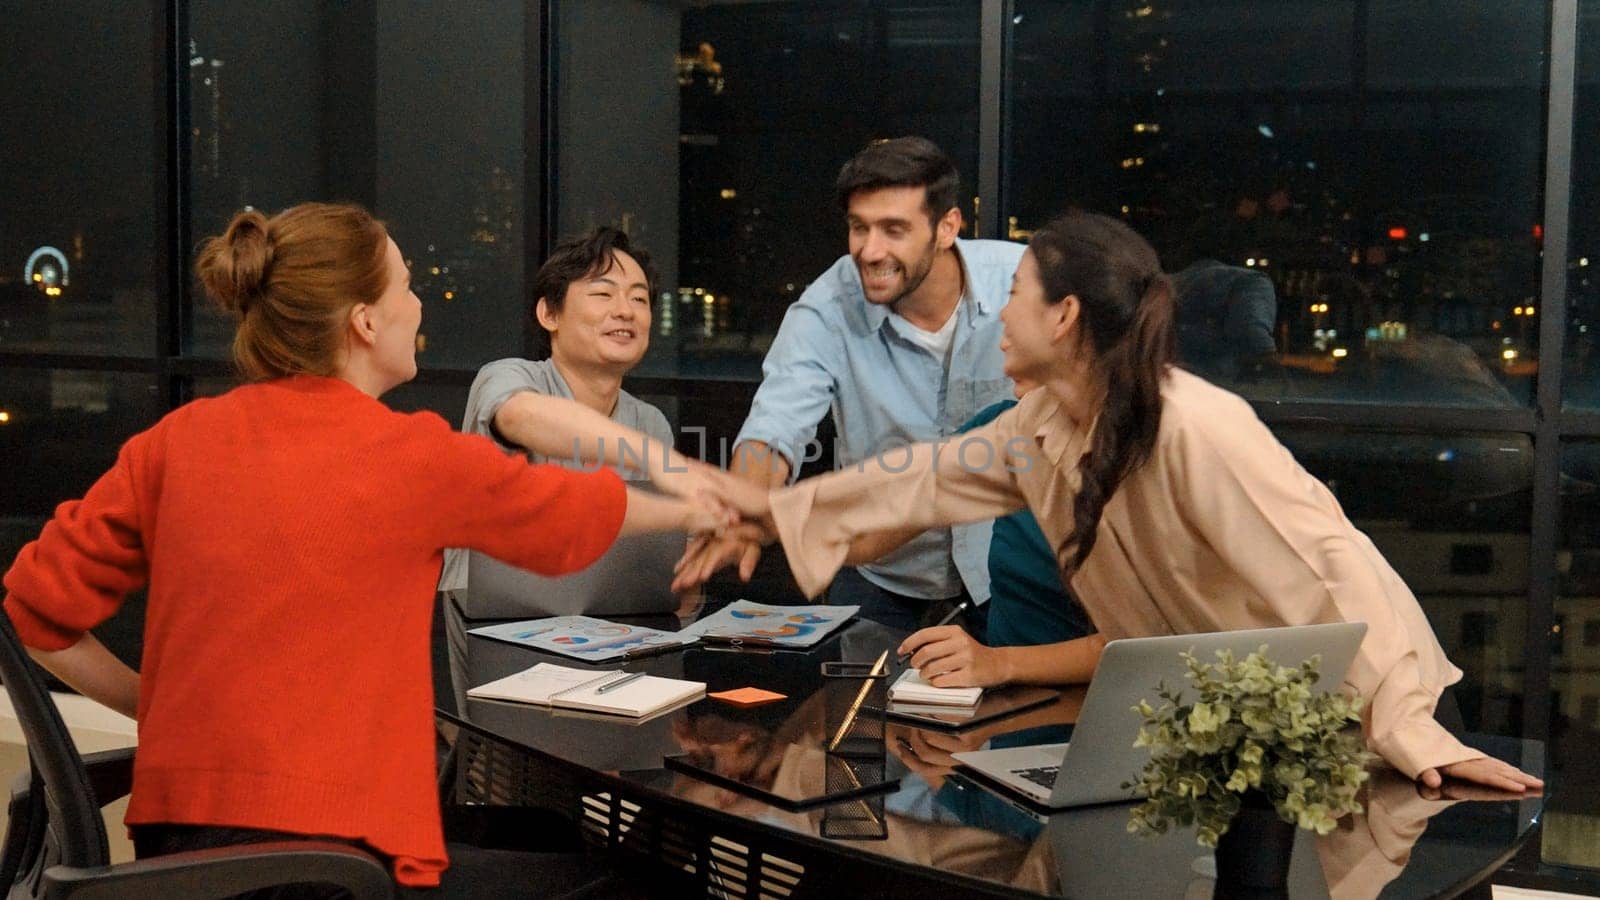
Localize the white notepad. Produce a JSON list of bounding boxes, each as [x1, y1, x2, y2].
[[467, 662, 706, 718], [887, 668, 983, 707]]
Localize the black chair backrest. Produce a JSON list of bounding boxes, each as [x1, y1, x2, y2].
[[0, 614, 111, 870]]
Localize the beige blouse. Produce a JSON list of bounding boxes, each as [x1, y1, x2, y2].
[[769, 367, 1479, 778]]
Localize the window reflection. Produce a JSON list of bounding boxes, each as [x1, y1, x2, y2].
[[1558, 441, 1600, 771], [1563, 3, 1600, 407], [1009, 1, 1545, 405], [559, 0, 982, 380], [1277, 428, 1531, 737], [0, 4, 160, 356], [0, 370, 161, 567], [187, 1, 527, 367]]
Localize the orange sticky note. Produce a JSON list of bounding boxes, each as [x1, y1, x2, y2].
[[709, 687, 788, 707]]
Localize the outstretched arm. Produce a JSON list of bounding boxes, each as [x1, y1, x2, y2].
[[768, 415, 1032, 598], [495, 392, 717, 497]]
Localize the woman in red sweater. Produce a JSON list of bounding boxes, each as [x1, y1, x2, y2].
[[1, 203, 742, 896]]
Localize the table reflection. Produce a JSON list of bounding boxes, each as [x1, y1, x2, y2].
[[464, 614, 1543, 898]]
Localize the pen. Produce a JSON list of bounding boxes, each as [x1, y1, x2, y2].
[[595, 671, 645, 694], [826, 650, 889, 752], [699, 634, 786, 650], [621, 640, 687, 660], [896, 599, 974, 665]]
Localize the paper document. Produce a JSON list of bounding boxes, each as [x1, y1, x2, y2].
[[469, 616, 691, 662], [678, 600, 858, 648]]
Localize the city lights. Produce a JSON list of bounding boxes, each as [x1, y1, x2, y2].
[[0, 411, 11, 424], [1331, 348, 1348, 358]]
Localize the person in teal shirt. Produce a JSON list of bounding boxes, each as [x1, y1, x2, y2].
[[847, 379, 1106, 688]]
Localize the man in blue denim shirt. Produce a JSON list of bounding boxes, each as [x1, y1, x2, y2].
[[701, 137, 1024, 631]]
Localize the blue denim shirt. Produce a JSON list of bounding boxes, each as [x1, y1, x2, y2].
[[735, 238, 1025, 600]]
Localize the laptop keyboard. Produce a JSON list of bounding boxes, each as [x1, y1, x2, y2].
[[1012, 765, 1060, 790]]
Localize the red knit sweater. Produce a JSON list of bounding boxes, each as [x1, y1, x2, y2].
[[2, 376, 626, 887]]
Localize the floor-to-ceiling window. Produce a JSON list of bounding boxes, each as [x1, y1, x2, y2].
[[0, 1, 1590, 782]]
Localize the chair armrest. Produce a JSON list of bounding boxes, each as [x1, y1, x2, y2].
[[42, 840, 393, 900], [79, 748, 134, 808]]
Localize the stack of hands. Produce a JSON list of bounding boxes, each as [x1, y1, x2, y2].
[[653, 452, 780, 590], [648, 452, 1546, 796], [653, 453, 775, 588]]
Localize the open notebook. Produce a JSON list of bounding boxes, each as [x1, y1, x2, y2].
[[888, 668, 983, 708], [467, 662, 706, 718]]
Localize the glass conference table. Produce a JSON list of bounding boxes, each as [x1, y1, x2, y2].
[[456, 605, 1546, 899]]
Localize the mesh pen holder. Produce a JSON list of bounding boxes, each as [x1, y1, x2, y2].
[[821, 660, 888, 759]]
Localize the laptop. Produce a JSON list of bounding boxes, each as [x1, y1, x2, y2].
[[461, 530, 684, 619], [952, 622, 1367, 809]]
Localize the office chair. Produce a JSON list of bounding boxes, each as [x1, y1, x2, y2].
[[0, 612, 393, 899]]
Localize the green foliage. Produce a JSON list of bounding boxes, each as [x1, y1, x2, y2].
[[1124, 646, 1376, 848]]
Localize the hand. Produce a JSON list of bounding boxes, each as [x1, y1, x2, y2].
[[1417, 757, 1544, 794], [1418, 779, 1541, 803], [655, 455, 773, 523], [897, 626, 1010, 689], [671, 528, 769, 593], [680, 495, 739, 536], [887, 724, 989, 791]]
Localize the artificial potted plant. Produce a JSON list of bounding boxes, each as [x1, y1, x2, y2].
[[1124, 647, 1376, 893]]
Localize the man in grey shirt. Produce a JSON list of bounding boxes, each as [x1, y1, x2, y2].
[[440, 228, 702, 710]]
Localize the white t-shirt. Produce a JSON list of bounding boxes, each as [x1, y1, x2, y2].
[[894, 302, 960, 365]]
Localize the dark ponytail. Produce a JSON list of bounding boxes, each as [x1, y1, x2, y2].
[[1029, 212, 1175, 572]]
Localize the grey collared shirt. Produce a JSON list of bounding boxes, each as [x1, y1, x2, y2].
[[437, 358, 673, 599]]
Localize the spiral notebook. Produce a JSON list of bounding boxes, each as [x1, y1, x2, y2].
[[467, 662, 706, 718]]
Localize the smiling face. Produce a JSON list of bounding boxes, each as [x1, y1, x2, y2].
[[999, 249, 1077, 384], [537, 249, 652, 374], [846, 185, 959, 307]]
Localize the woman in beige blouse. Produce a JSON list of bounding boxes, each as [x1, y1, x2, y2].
[[687, 211, 1540, 794]]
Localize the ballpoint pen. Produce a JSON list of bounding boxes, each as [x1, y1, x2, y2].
[[594, 671, 646, 694], [620, 640, 688, 660], [698, 634, 786, 650], [826, 650, 889, 752], [895, 599, 974, 666]]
